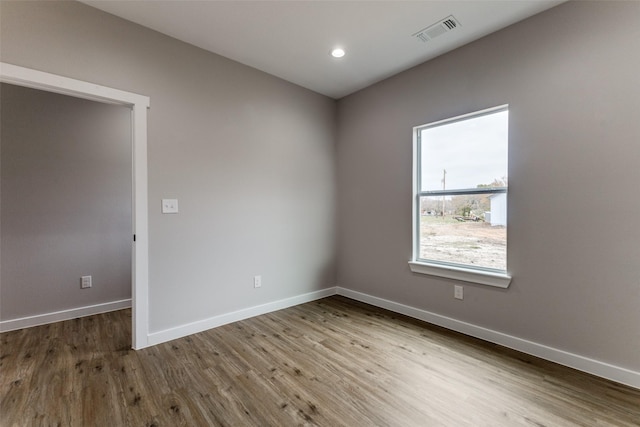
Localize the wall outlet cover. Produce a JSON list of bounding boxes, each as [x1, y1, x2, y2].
[[162, 199, 179, 214], [81, 275, 92, 289]]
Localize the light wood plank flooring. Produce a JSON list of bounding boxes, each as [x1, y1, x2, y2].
[[1, 296, 639, 426]]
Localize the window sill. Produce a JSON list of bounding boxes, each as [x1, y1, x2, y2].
[[408, 261, 512, 288]]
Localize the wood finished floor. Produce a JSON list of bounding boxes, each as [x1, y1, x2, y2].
[[1, 296, 639, 426]]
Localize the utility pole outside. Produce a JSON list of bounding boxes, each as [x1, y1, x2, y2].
[[441, 169, 447, 218]]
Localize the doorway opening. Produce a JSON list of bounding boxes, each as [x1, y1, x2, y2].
[[0, 63, 149, 349]]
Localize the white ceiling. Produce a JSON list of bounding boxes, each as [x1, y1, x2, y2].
[[82, 1, 565, 99]]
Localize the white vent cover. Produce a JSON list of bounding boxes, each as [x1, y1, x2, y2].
[[413, 15, 460, 43]]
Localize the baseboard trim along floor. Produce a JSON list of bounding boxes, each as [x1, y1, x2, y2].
[[0, 299, 131, 333], [335, 287, 640, 390], [146, 287, 336, 346], [3, 285, 637, 390]]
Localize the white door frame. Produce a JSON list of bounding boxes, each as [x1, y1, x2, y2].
[[0, 62, 150, 349]]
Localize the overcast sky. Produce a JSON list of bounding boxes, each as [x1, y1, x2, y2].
[[420, 110, 508, 191]]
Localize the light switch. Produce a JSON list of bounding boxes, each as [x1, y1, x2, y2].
[[162, 199, 179, 214]]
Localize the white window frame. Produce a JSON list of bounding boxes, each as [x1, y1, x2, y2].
[[409, 105, 512, 288]]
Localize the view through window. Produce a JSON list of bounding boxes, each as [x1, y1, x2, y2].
[[415, 106, 508, 271]]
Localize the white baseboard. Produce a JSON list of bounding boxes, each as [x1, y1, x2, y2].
[[5, 286, 637, 390], [336, 287, 640, 390], [146, 287, 337, 347], [0, 299, 132, 333]]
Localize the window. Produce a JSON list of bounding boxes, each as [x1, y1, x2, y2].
[[409, 105, 511, 288]]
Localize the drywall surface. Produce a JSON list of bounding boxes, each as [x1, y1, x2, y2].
[[336, 1, 640, 371], [0, 1, 336, 332], [1, 83, 132, 320]]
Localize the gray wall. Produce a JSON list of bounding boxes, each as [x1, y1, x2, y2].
[[2, 0, 637, 375], [1, 83, 132, 320], [0, 1, 337, 332], [337, 1, 640, 372]]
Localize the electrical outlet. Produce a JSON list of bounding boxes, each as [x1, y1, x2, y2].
[[254, 275, 262, 288], [161, 199, 179, 214], [454, 285, 463, 300], [81, 275, 92, 289]]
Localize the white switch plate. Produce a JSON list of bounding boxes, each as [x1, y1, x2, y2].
[[81, 275, 92, 289], [254, 275, 262, 288], [454, 285, 463, 300], [162, 199, 179, 214]]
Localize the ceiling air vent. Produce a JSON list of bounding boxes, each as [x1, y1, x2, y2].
[[413, 15, 460, 43]]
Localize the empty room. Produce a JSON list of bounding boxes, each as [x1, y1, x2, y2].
[[1, 1, 639, 426]]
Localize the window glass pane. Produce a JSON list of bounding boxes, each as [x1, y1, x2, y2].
[[420, 110, 508, 192], [418, 195, 506, 270]]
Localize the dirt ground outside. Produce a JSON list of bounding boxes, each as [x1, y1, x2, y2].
[[419, 215, 506, 270]]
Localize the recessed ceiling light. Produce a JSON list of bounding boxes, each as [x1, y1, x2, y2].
[[331, 48, 345, 58]]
